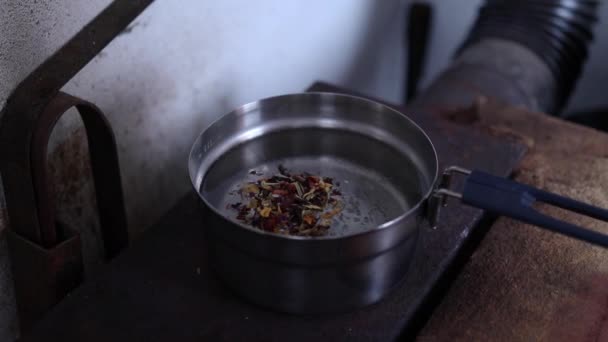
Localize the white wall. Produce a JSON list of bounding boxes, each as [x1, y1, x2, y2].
[[0, 0, 114, 105], [418, 0, 482, 91]]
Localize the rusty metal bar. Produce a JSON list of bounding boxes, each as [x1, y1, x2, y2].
[[10, 91, 129, 330], [31, 92, 129, 257], [7, 228, 83, 332], [0, 0, 153, 333], [0, 0, 153, 246]]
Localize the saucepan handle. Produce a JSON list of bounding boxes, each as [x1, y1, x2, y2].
[[434, 167, 608, 248]]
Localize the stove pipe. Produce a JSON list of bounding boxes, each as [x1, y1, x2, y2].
[[412, 0, 600, 115]]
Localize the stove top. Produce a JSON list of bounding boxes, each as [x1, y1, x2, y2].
[[21, 83, 525, 342]]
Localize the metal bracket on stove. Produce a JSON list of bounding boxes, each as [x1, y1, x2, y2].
[[428, 166, 471, 228], [0, 1, 152, 333], [1, 92, 129, 330]]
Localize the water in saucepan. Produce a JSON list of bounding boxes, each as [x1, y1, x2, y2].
[[199, 128, 426, 237]]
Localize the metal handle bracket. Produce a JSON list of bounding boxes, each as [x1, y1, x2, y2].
[[428, 166, 471, 228]]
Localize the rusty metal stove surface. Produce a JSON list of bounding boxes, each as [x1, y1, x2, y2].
[[19, 83, 526, 341]]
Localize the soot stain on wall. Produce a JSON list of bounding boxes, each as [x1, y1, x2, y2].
[[48, 127, 105, 272]]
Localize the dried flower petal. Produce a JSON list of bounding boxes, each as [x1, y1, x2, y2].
[[229, 166, 343, 236], [243, 184, 260, 195], [294, 182, 304, 197], [303, 204, 323, 210], [259, 207, 272, 217], [302, 215, 316, 225]]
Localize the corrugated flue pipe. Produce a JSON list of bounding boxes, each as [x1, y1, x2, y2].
[[411, 0, 600, 115]]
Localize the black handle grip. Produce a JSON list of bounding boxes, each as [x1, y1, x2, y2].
[[462, 170, 608, 247]]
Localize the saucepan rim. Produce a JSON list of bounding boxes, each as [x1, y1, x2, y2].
[[188, 92, 439, 241]]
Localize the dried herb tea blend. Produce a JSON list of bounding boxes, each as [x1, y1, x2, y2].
[[229, 165, 343, 236]]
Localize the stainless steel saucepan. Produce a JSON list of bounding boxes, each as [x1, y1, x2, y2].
[[188, 92, 608, 314]]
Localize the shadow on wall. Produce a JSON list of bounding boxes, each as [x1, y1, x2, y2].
[[65, 44, 239, 238], [342, 0, 405, 103]]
